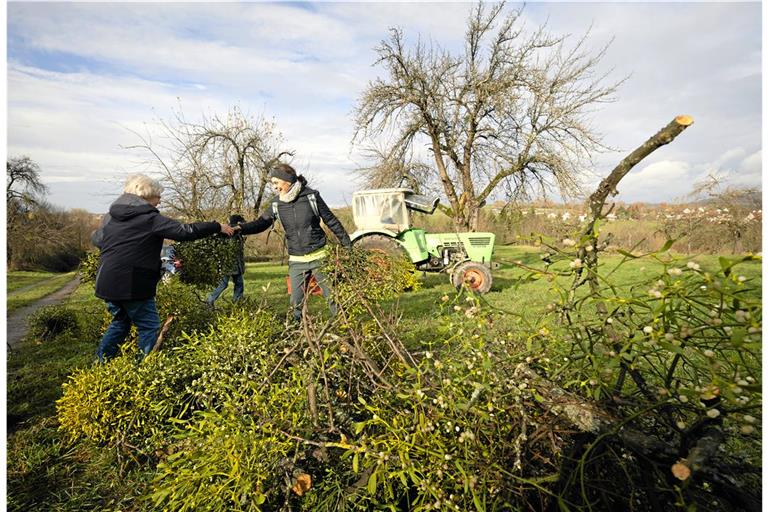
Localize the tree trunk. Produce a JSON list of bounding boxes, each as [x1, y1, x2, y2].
[[254, 177, 268, 217], [238, 156, 246, 213], [452, 208, 472, 232]]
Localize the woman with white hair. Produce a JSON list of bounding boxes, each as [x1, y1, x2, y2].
[[91, 174, 234, 361]]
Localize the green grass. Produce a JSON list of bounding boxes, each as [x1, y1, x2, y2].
[[7, 415, 153, 512], [231, 245, 762, 330], [7, 294, 102, 432], [6, 279, 119, 511], [6, 245, 762, 510], [7, 271, 78, 311], [7, 270, 61, 293]]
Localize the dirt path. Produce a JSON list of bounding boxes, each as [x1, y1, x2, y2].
[[7, 276, 81, 349]]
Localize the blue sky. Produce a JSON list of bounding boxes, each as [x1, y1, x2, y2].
[[6, 1, 762, 213]]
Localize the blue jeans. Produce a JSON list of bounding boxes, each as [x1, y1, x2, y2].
[[206, 273, 245, 304], [96, 299, 161, 362]]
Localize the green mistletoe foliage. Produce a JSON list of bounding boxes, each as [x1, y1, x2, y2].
[[173, 235, 240, 288]]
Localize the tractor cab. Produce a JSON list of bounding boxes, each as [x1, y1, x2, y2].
[[350, 187, 495, 294], [351, 188, 438, 233]]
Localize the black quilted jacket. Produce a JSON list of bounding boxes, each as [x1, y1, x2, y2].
[[239, 185, 350, 255], [92, 194, 220, 300]]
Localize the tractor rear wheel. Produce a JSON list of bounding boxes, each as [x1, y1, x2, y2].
[[353, 234, 416, 291], [451, 261, 492, 294], [353, 234, 404, 257]]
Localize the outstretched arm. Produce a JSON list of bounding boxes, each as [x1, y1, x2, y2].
[[239, 208, 275, 235], [316, 193, 351, 247], [152, 214, 222, 241]]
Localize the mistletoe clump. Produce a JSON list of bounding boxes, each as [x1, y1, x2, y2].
[[56, 307, 282, 454], [78, 250, 100, 284], [27, 305, 81, 342], [323, 245, 421, 318], [172, 235, 240, 288]]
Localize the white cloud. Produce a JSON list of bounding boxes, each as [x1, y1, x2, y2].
[[613, 147, 762, 204], [740, 150, 762, 174], [8, 64, 220, 181], [713, 147, 749, 170], [6, 2, 762, 212], [615, 160, 693, 203], [722, 149, 762, 189], [7, 58, 361, 208], [9, 3, 368, 102], [687, 148, 763, 191]]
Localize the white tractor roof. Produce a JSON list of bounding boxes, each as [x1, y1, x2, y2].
[[352, 188, 412, 196]]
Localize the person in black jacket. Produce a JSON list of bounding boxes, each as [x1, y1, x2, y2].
[[239, 163, 351, 322], [92, 174, 234, 361], [206, 214, 247, 305]]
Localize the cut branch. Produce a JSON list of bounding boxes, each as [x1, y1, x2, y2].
[[569, 115, 694, 306]]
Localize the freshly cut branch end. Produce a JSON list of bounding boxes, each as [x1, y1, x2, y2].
[[675, 115, 694, 126], [671, 460, 692, 480]]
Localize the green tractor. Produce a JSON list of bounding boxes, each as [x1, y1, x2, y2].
[[350, 187, 495, 293]]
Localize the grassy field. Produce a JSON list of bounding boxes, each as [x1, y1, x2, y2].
[[236, 245, 762, 328], [7, 270, 62, 293], [6, 244, 762, 510], [7, 270, 77, 311]]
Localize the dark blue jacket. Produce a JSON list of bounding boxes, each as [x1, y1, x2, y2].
[[92, 194, 220, 301], [240, 185, 351, 255]]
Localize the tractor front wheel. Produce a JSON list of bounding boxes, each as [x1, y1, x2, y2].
[[451, 261, 492, 294]]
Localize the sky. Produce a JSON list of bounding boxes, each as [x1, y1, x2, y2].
[[6, 1, 762, 214]]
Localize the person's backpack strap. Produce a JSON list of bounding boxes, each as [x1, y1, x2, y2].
[[272, 195, 318, 225], [308, 193, 319, 218]]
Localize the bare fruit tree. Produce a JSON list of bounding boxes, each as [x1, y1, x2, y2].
[[7, 155, 48, 265], [353, 2, 623, 231], [7, 155, 48, 208], [6, 156, 97, 270], [126, 105, 292, 220], [659, 174, 762, 254]]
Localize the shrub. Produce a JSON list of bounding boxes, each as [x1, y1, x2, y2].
[[528, 240, 763, 509], [323, 245, 421, 320], [547, 251, 762, 410], [154, 280, 217, 347], [148, 301, 563, 512], [57, 354, 168, 451], [148, 384, 307, 511], [27, 305, 80, 342], [173, 235, 239, 288], [310, 339, 557, 510], [55, 237, 763, 511], [60, 253, 567, 511], [78, 250, 100, 284], [56, 307, 282, 455]]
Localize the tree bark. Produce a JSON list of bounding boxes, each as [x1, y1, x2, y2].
[[513, 363, 676, 457]]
